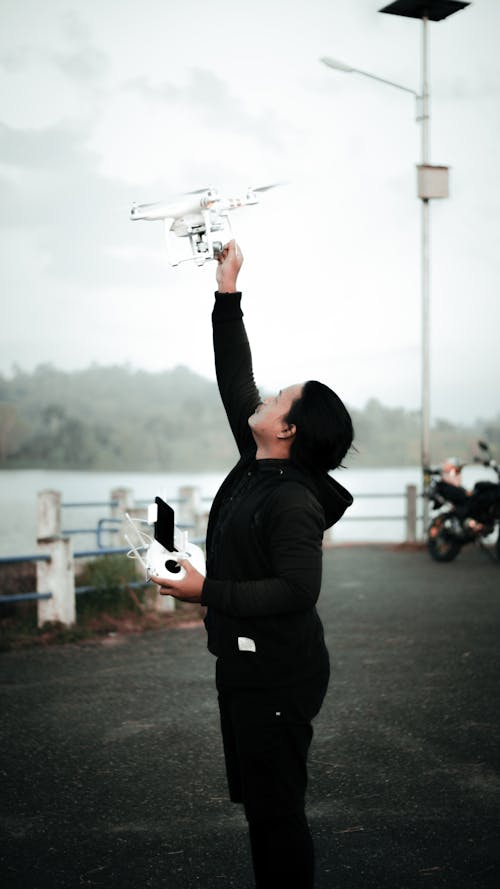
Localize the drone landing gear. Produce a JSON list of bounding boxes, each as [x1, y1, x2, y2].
[[166, 211, 230, 266], [190, 232, 223, 265]]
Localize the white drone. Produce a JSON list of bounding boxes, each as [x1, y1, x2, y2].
[[130, 183, 279, 267]]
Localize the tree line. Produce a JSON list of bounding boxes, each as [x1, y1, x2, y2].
[[0, 363, 498, 471]]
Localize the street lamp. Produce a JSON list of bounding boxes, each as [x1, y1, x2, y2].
[[321, 0, 470, 534]]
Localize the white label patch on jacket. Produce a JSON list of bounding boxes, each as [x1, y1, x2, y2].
[[238, 636, 256, 653]]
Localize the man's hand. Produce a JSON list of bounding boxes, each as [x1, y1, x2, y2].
[[149, 560, 205, 604], [216, 239, 243, 292]]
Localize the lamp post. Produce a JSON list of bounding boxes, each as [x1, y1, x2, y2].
[[321, 0, 469, 534]]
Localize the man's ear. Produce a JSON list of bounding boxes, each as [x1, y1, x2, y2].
[[277, 423, 296, 440]]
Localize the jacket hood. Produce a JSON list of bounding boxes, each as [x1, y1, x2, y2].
[[256, 458, 353, 530], [312, 471, 353, 529]]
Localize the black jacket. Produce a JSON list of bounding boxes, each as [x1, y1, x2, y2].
[[200, 292, 353, 688]]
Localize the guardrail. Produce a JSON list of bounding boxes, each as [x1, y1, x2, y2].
[[0, 484, 419, 629]]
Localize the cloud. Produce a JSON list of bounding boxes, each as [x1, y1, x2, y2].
[[0, 9, 108, 81], [0, 44, 108, 80], [124, 67, 297, 154], [0, 119, 143, 288], [0, 120, 94, 171]]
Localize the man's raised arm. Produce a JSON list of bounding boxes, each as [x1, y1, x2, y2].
[[213, 241, 260, 453]]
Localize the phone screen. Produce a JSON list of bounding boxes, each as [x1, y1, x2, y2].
[[154, 497, 176, 551]]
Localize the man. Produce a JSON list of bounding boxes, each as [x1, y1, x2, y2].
[[152, 240, 354, 888]]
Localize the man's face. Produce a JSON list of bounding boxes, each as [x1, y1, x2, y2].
[[248, 383, 303, 441]]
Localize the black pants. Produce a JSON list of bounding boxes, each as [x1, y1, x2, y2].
[[217, 667, 329, 889]]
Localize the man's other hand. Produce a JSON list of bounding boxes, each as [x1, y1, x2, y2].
[[149, 560, 205, 604]]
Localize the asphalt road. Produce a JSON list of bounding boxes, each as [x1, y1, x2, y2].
[[1, 545, 499, 889]]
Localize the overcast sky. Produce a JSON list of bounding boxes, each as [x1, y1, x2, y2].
[[1, 0, 499, 424]]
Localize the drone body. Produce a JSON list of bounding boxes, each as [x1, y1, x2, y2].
[[130, 184, 276, 267]]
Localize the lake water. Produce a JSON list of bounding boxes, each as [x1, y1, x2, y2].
[[0, 464, 494, 557]]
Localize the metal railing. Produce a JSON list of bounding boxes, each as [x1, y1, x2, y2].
[[0, 484, 419, 626]]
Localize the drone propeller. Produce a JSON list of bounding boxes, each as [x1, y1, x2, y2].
[[183, 185, 217, 195], [250, 181, 286, 193], [183, 182, 285, 196]]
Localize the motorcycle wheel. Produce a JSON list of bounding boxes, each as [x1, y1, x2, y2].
[[427, 517, 462, 562]]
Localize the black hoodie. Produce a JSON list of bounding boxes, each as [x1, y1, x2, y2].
[[200, 292, 353, 688]]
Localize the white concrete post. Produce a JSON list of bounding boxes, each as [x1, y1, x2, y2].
[[37, 489, 61, 538], [155, 588, 176, 613], [36, 490, 75, 628], [111, 487, 134, 545], [406, 484, 417, 544], [177, 486, 202, 538]]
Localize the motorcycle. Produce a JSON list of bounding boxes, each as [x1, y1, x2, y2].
[[424, 441, 500, 562]]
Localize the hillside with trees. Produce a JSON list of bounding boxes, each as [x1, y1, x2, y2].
[[0, 364, 498, 470]]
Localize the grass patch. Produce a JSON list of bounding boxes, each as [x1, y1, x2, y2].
[[76, 554, 145, 618], [0, 555, 204, 651]]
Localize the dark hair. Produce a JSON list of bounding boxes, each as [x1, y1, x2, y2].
[[284, 380, 354, 472]]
